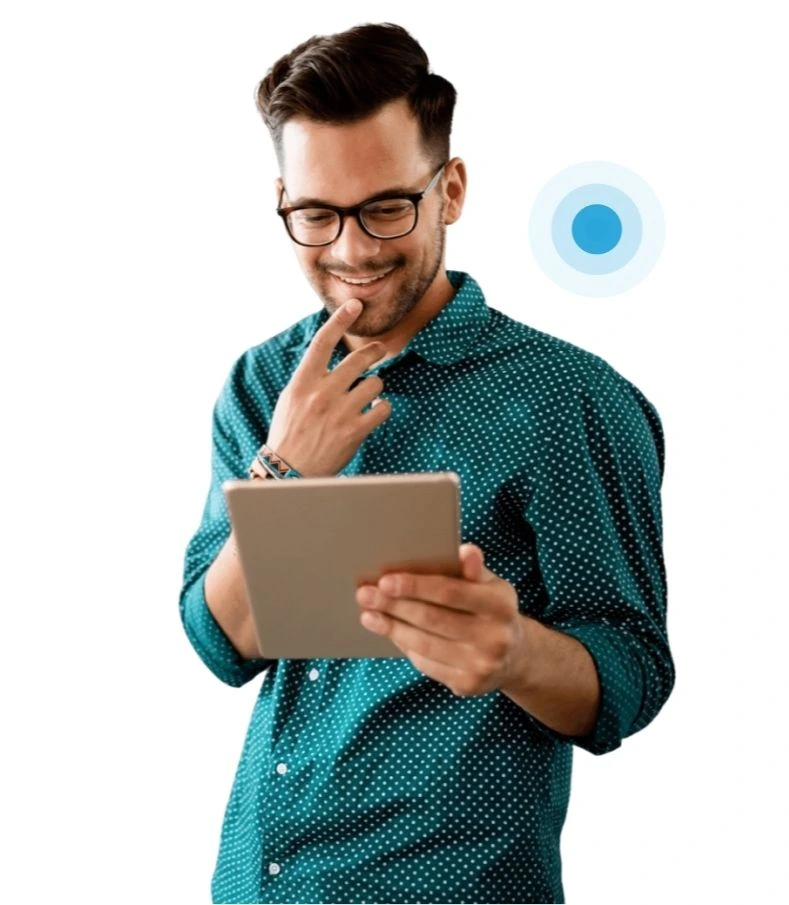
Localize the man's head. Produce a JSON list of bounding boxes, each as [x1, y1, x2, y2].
[[255, 23, 466, 340]]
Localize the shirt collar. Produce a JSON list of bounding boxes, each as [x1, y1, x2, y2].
[[287, 270, 490, 366]]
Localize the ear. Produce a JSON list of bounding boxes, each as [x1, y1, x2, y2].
[[274, 176, 284, 205], [442, 157, 467, 226]]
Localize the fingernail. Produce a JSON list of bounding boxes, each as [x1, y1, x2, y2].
[[362, 611, 386, 632], [346, 299, 362, 313], [378, 575, 398, 595]]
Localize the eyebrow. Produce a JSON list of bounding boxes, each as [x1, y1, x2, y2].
[[286, 183, 421, 208]]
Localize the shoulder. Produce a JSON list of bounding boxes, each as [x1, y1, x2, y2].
[[482, 307, 629, 397], [483, 308, 664, 458]]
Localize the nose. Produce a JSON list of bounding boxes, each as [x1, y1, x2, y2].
[[329, 213, 382, 268]]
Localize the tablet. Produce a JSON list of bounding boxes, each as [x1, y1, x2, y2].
[[222, 472, 462, 659]]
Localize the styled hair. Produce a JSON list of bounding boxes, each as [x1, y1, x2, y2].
[[255, 22, 456, 169]]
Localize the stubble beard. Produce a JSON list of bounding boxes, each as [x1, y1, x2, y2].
[[314, 219, 447, 339]]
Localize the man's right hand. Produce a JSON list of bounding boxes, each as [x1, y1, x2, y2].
[[265, 298, 392, 477]]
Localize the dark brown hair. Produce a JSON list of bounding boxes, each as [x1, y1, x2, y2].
[[256, 22, 456, 169]]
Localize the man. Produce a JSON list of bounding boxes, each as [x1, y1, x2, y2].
[[179, 21, 675, 905]]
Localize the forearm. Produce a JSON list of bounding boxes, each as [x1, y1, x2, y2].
[[500, 614, 601, 738], [204, 530, 262, 661]]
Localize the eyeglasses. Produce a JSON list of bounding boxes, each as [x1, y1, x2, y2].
[[276, 161, 448, 247]]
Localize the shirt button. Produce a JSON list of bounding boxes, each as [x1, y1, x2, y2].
[[268, 862, 281, 876], [275, 762, 288, 775], [308, 668, 320, 681]]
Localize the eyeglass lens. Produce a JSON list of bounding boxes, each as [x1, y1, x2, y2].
[[287, 199, 417, 245]]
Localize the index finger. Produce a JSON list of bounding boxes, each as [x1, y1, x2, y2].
[[299, 298, 363, 379]]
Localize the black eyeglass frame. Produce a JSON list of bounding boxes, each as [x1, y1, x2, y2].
[[276, 161, 448, 247]]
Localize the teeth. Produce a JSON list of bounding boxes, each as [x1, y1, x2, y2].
[[335, 269, 392, 285]]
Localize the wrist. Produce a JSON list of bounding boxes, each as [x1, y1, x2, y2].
[[500, 615, 539, 697]]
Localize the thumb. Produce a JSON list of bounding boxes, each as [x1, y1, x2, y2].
[[460, 543, 491, 583]]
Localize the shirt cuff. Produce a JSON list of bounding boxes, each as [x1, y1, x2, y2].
[[179, 571, 274, 687], [530, 623, 647, 756]]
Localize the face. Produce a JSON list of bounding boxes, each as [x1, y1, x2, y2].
[[277, 97, 465, 339]]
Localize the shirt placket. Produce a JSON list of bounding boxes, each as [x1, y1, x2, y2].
[[262, 660, 326, 893]]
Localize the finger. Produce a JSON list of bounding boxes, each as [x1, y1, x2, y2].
[[356, 394, 392, 433], [345, 371, 384, 411], [406, 650, 468, 691], [299, 298, 366, 379], [460, 544, 495, 583], [328, 339, 389, 390], [363, 593, 476, 642], [376, 572, 496, 615], [362, 608, 469, 669]]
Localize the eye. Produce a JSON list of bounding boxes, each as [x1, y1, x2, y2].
[[528, 161, 665, 297], [364, 200, 413, 220], [292, 209, 335, 226]]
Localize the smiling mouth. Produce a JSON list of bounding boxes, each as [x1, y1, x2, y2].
[[330, 267, 396, 286]]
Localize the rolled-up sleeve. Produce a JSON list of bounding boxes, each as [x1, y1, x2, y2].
[[523, 358, 675, 755], [178, 355, 275, 687]]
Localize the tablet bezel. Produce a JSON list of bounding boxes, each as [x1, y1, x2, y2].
[[222, 472, 462, 659]]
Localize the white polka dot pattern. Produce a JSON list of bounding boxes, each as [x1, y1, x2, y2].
[[178, 271, 675, 904]]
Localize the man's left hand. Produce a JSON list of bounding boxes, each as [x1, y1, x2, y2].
[[355, 543, 527, 697]]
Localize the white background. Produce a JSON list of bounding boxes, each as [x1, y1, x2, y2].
[[2, 1, 786, 902]]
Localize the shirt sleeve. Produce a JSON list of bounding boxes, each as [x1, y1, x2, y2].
[[178, 354, 276, 687], [522, 358, 675, 755]]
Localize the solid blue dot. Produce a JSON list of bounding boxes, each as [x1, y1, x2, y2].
[[571, 204, 622, 254]]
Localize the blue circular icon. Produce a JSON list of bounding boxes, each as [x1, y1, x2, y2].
[[529, 162, 664, 297], [571, 205, 621, 254], [551, 183, 642, 275]]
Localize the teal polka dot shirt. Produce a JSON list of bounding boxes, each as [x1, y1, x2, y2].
[[179, 271, 675, 904]]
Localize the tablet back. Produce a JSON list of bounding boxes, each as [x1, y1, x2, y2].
[[223, 472, 462, 659]]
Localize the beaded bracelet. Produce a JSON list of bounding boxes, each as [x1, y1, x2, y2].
[[248, 457, 274, 480], [247, 444, 302, 480]]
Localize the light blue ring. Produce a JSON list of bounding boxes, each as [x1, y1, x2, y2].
[[551, 184, 642, 274]]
